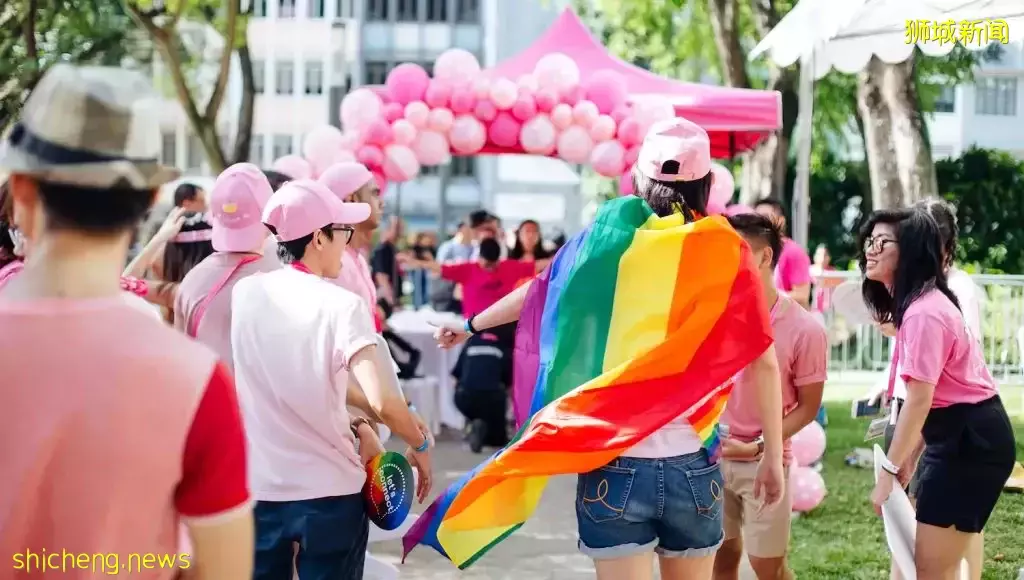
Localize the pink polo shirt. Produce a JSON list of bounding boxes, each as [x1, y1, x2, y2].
[[175, 252, 280, 373], [774, 238, 812, 293], [0, 295, 250, 578], [898, 289, 997, 408], [441, 260, 535, 318], [331, 247, 379, 327], [723, 295, 829, 465], [0, 259, 23, 290]]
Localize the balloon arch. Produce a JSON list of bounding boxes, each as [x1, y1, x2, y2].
[[272, 11, 780, 216]]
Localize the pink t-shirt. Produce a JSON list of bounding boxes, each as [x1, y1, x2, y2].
[[441, 260, 535, 318], [174, 252, 280, 373], [774, 238, 812, 292], [0, 297, 250, 578], [897, 289, 997, 408], [723, 295, 829, 464], [331, 247, 377, 313], [0, 260, 24, 290]]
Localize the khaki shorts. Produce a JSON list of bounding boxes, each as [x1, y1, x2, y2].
[[721, 459, 792, 558]]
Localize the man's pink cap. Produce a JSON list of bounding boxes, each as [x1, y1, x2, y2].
[[635, 117, 712, 182], [319, 161, 374, 201], [210, 162, 274, 253], [262, 179, 370, 242]]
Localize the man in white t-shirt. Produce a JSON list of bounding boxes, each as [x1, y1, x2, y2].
[[231, 179, 433, 580]]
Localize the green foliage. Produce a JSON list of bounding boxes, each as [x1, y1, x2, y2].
[[800, 153, 872, 269]]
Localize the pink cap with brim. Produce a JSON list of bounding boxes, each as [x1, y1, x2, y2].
[[210, 162, 274, 253], [319, 162, 374, 201], [263, 179, 371, 242], [635, 117, 712, 182]]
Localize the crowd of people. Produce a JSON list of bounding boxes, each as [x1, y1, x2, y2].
[[0, 63, 1016, 580]]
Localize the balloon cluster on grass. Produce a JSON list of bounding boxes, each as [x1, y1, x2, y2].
[[789, 421, 827, 513]]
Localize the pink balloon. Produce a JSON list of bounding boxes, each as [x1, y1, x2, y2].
[[384, 102, 404, 123], [302, 125, 345, 160], [551, 104, 573, 130], [624, 144, 641, 166], [490, 78, 518, 111], [340, 88, 383, 133], [590, 114, 617, 142], [391, 119, 417, 146], [517, 74, 539, 93], [726, 204, 755, 216], [404, 101, 430, 129], [412, 130, 450, 166], [633, 97, 676, 134], [449, 115, 486, 155], [427, 108, 454, 133], [425, 80, 452, 109], [709, 163, 735, 207], [560, 84, 583, 107], [520, 115, 557, 156], [572, 100, 600, 128], [533, 52, 580, 93], [583, 70, 629, 115], [611, 105, 632, 124], [362, 119, 393, 147], [382, 144, 420, 182], [339, 131, 361, 151], [617, 118, 642, 147], [450, 86, 476, 115], [385, 63, 430, 106], [707, 199, 727, 215], [590, 140, 625, 178], [488, 112, 522, 149], [619, 169, 635, 196], [307, 148, 356, 177], [472, 78, 491, 99], [356, 145, 384, 169], [511, 94, 537, 122], [791, 421, 827, 467], [790, 466, 826, 512], [557, 125, 593, 164], [535, 90, 558, 113], [473, 99, 498, 123], [272, 155, 313, 180], [371, 170, 387, 194], [434, 48, 481, 86]]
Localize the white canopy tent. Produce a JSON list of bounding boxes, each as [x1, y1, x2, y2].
[[748, 0, 1024, 248]]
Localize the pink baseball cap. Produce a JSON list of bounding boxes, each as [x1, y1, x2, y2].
[[635, 117, 712, 182], [319, 161, 374, 201], [262, 179, 371, 242], [210, 163, 274, 253]]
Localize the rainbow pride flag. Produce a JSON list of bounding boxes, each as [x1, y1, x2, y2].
[[402, 196, 773, 569]]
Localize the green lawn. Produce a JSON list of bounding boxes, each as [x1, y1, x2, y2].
[[788, 402, 1024, 580]]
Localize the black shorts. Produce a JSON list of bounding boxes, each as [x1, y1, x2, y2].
[[914, 396, 1016, 533]]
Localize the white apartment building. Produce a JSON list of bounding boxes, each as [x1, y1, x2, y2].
[[158, 0, 584, 236]]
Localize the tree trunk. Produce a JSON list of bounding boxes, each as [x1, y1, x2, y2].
[[231, 42, 255, 164], [857, 56, 937, 210]]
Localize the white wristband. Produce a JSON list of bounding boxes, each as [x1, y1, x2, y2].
[[879, 455, 900, 475]]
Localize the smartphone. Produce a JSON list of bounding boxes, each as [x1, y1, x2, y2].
[[851, 398, 882, 418]]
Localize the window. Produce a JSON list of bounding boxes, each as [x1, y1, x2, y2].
[[455, 0, 478, 23], [252, 0, 267, 17], [278, 0, 295, 17], [272, 135, 293, 160], [186, 135, 203, 170], [451, 156, 475, 177], [426, 0, 447, 22], [308, 0, 324, 17], [305, 61, 324, 95], [420, 164, 439, 176], [336, 0, 353, 18], [396, 0, 417, 21], [420, 60, 434, 78], [934, 86, 955, 113], [275, 60, 294, 95], [363, 60, 390, 85], [252, 59, 265, 93], [365, 0, 388, 21], [975, 77, 1017, 116], [250, 134, 265, 165], [161, 132, 177, 166]]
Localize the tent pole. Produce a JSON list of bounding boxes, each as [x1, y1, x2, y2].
[[792, 49, 814, 250]]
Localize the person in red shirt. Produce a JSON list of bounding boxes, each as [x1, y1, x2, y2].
[[422, 238, 536, 320]]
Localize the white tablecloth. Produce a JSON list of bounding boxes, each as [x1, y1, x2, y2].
[[388, 309, 465, 431]]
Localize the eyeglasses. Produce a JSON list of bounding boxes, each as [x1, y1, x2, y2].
[[331, 225, 355, 244], [863, 236, 897, 254]]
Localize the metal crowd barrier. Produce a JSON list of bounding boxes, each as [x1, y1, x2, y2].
[[815, 271, 1024, 387]]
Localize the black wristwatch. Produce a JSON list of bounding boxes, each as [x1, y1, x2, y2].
[[754, 435, 765, 456]]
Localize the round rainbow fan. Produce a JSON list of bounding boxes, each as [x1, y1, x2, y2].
[[362, 451, 414, 530]]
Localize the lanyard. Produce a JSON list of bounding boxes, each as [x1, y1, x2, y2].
[[291, 261, 314, 275], [187, 254, 260, 338]]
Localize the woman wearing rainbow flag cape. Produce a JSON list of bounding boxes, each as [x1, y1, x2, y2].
[[404, 118, 788, 580]]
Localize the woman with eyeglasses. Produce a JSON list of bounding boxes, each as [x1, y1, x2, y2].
[[861, 207, 1015, 579]]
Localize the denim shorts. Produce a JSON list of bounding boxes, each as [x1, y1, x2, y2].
[[576, 450, 725, 560]]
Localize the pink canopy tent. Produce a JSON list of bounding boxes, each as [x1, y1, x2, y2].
[[487, 8, 782, 157]]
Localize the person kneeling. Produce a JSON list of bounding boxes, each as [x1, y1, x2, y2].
[[452, 331, 512, 453]]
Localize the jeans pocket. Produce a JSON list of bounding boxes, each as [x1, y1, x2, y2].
[[685, 462, 725, 522], [577, 464, 636, 523]]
